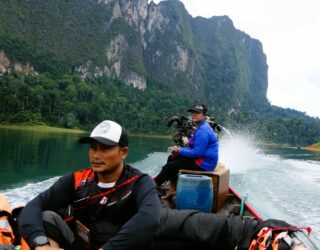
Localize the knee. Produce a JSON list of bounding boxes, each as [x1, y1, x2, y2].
[[161, 163, 175, 173], [42, 211, 62, 225], [42, 211, 75, 245]]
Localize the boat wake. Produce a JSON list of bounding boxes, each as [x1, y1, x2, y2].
[[131, 152, 168, 176], [2, 177, 59, 208], [218, 132, 320, 246], [219, 132, 262, 174]]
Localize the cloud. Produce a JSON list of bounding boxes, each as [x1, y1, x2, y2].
[[307, 71, 320, 87]]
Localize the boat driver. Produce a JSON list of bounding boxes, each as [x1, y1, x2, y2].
[[154, 104, 219, 198]]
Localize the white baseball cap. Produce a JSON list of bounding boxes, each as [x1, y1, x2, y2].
[[79, 120, 129, 147]]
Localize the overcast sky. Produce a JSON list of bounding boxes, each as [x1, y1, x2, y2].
[[152, 0, 320, 118]]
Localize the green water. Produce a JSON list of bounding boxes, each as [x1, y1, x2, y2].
[[0, 128, 171, 190]]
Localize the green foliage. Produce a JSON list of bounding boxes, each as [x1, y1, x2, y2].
[[1, 72, 319, 145], [0, 0, 110, 71], [227, 105, 320, 146], [0, 32, 68, 77], [0, 73, 190, 134]]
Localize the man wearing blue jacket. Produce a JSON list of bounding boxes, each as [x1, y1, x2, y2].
[[155, 104, 219, 191]]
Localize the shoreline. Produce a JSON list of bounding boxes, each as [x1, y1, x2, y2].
[[257, 141, 291, 148], [303, 145, 320, 152], [0, 124, 85, 134], [0, 124, 171, 139], [130, 133, 171, 139], [1, 124, 318, 147], [258, 141, 320, 152]]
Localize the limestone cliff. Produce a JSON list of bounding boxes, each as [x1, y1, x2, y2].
[[0, 0, 268, 111]]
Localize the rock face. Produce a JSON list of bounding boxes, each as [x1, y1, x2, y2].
[[0, 51, 37, 75], [0, 51, 10, 74], [0, 0, 269, 111]]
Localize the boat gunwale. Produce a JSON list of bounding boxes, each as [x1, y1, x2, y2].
[[229, 186, 264, 220]]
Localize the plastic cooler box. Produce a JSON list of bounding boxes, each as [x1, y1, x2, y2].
[[176, 174, 213, 212]]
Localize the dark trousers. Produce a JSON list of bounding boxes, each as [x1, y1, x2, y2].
[[41, 211, 84, 250], [154, 155, 200, 186], [41, 211, 153, 250]]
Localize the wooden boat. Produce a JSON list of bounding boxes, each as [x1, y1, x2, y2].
[[156, 165, 319, 250], [1, 165, 318, 249], [229, 186, 318, 249]]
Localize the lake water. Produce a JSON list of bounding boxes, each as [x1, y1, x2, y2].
[[0, 128, 320, 245]]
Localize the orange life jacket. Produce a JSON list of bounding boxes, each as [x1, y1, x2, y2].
[[249, 226, 312, 250], [0, 194, 30, 250], [0, 210, 15, 245]]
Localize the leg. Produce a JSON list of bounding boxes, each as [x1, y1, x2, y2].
[[154, 156, 200, 186], [42, 211, 76, 249], [166, 154, 185, 163]]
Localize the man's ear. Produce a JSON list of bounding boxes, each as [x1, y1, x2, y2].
[[120, 147, 129, 159]]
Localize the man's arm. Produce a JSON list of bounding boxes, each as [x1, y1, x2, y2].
[[18, 173, 74, 247], [102, 175, 161, 250], [179, 128, 209, 158]]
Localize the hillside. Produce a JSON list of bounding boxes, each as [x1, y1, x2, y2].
[[0, 0, 319, 145]]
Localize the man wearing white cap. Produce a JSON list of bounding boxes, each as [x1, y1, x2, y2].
[[19, 120, 161, 250]]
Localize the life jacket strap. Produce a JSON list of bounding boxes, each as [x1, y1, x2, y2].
[[73, 175, 139, 209]]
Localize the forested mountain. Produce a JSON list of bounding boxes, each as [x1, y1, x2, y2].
[[0, 0, 319, 145]]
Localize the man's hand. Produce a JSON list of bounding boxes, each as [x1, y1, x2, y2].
[[170, 146, 180, 154], [35, 239, 63, 250], [291, 245, 310, 250], [35, 246, 63, 250]]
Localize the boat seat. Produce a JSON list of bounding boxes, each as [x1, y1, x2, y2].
[[179, 164, 230, 212]]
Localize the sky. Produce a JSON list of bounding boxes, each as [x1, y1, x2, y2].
[[152, 0, 320, 118]]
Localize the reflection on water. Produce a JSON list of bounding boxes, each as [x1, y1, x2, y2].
[[127, 136, 171, 163], [0, 129, 87, 189], [0, 128, 171, 189]]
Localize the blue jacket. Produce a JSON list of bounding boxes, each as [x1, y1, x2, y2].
[[179, 120, 219, 171]]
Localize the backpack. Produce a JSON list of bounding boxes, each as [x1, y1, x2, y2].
[[0, 194, 29, 250]]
